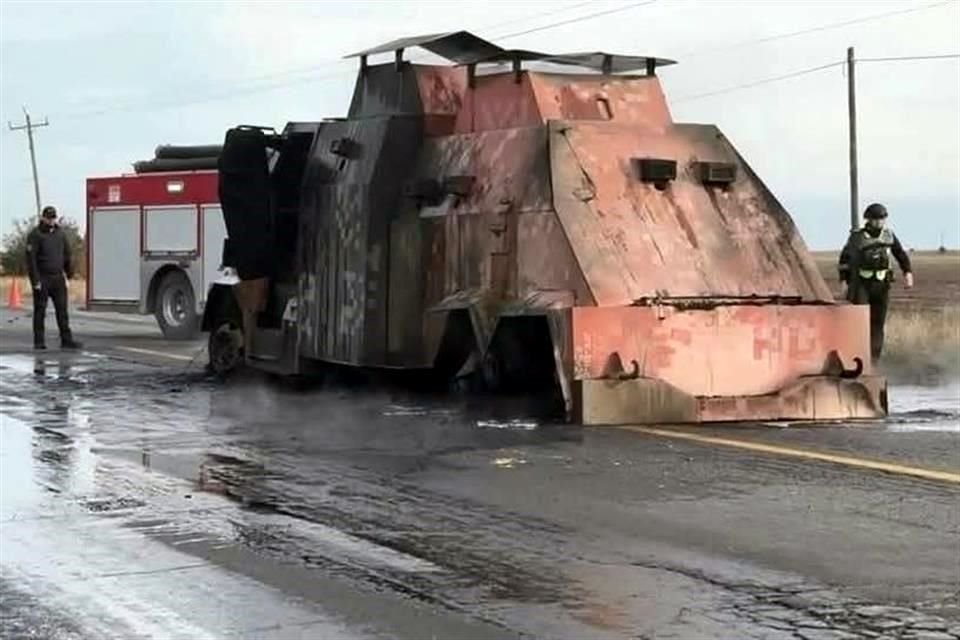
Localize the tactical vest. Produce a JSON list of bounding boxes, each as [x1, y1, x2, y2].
[[857, 227, 894, 279]]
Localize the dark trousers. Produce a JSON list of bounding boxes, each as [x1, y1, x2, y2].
[[849, 278, 890, 360], [33, 274, 74, 346]]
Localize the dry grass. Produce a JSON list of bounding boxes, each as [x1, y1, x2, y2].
[[882, 305, 960, 382], [814, 250, 960, 380], [813, 250, 960, 309], [0, 275, 87, 306]]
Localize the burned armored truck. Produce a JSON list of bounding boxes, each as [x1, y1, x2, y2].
[[202, 31, 887, 425]]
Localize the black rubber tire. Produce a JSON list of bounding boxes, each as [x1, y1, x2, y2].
[[480, 350, 505, 392], [154, 270, 199, 340], [207, 322, 243, 377]]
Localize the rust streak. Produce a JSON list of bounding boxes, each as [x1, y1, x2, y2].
[[672, 206, 699, 250]]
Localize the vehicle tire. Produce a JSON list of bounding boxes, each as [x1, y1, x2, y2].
[[480, 349, 504, 392], [207, 321, 244, 377], [155, 270, 199, 340]]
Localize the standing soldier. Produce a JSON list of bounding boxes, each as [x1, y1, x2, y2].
[[25, 206, 82, 350], [838, 202, 913, 361]]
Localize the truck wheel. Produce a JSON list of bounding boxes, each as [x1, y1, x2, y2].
[[207, 321, 243, 377], [480, 350, 504, 392], [155, 270, 198, 340]]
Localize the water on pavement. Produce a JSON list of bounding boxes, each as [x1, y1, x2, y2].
[[2, 350, 958, 639]]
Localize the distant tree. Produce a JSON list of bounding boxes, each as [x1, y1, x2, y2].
[[0, 215, 86, 278]]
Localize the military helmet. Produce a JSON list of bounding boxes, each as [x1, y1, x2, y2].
[[863, 203, 888, 219]]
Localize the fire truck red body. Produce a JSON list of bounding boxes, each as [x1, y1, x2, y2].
[[85, 167, 225, 338]]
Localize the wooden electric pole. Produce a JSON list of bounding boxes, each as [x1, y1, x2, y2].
[[847, 47, 859, 232], [7, 106, 49, 217]]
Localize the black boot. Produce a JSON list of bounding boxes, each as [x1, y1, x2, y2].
[[61, 338, 82, 350]]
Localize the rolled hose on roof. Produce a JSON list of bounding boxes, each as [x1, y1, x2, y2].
[[154, 144, 223, 159], [133, 157, 220, 173]]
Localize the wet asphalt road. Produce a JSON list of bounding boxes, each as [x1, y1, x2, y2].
[[1, 308, 959, 640]]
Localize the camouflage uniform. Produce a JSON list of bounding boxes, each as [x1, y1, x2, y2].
[[838, 203, 912, 360]]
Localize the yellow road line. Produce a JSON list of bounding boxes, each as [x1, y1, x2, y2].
[[115, 346, 195, 362], [619, 426, 960, 484]]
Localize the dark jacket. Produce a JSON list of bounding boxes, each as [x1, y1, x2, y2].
[[837, 226, 911, 288], [25, 224, 73, 285]]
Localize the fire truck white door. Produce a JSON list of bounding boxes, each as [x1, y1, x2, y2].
[[201, 205, 226, 300], [144, 205, 197, 253], [90, 207, 140, 301]]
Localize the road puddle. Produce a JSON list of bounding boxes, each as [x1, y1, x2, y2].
[[477, 419, 539, 431], [3, 351, 960, 639], [0, 411, 428, 640], [886, 378, 960, 432], [493, 456, 529, 468]]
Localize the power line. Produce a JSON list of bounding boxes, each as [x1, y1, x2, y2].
[[52, 0, 617, 121], [673, 60, 845, 104], [496, 0, 658, 40], [402, 1, 659, 63], [58, 68, 354, 121], [45, 1, 959, 121], [54, 71, 352, 122], [393, 0, 658, 66], [54, 1, 661, 121], [399, 0, 614, 65], [672, 51, 960, 104], [858, 53, 960, 62], [150, 0, 605, 88], [679, 0, 957, 58], [474, 0, 601, 33]]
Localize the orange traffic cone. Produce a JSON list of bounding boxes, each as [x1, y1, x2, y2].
[[6, 278, 23, 309]]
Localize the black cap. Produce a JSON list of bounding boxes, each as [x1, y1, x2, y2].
[[863, 203, 888, 219], [41, 206, 57, 219]]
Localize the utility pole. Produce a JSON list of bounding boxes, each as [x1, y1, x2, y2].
[[847, 47, 859, 232], [7, 106, 49, 217]]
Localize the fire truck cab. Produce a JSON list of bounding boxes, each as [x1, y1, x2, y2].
[[85, 150, 225, 339]]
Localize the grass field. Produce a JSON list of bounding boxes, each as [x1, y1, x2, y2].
[[813, 250, 960, 381], [813, 250, 960, 309], [0, 276, 87, 306]]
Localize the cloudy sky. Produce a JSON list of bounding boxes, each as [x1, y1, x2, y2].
[[1, 0, 958, 250]]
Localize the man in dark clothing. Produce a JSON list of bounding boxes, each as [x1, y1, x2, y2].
[[838, 202, 913, 361], [25, 206, 82, 350]]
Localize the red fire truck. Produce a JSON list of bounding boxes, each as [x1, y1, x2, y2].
[[85, 145, 226, 339]]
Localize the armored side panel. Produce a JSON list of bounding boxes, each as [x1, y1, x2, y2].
[[348, 65, 426, 118], [298, 115, 424, 366], [548, 119, 832, 304], [299, 62, 470, 367]]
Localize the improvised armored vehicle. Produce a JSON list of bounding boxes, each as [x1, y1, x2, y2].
[[202, 31, 887, 425]]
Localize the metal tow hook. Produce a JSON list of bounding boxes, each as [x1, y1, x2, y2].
[[602, 352, 640, 380], [821, 349, 864, 379]]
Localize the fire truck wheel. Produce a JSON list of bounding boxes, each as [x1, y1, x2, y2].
[[155, 270, 199, 340]]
